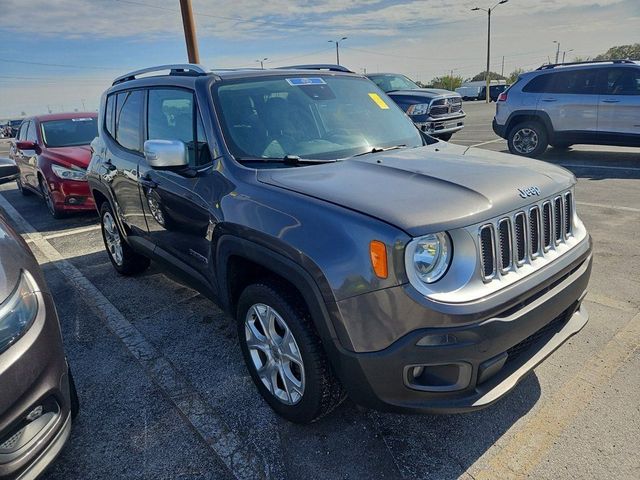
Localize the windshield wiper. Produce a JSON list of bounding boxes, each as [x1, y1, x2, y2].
[[352, 145, 407, 158], [236, 155, 338, 165]]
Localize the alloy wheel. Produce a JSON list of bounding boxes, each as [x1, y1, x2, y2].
[[512, 128, 539, 154], [244, 303, 305, 405], [102, 211, 124, 266]]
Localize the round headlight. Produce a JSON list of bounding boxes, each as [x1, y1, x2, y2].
[[412, 232, 451, 283]]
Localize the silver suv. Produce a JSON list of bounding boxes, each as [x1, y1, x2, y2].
[[493, 60, 640, 157]]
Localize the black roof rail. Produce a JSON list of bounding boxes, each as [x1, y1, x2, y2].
[[275, 64, 353, 73], [112, 64, 209, 85], [536, 59, 636, 70]]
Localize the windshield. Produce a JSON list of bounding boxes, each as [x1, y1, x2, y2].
[[367, 74, 420, 93], [40, 117, 97, 147], [212, 75, 424, 162]]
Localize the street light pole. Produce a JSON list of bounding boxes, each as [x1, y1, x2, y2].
[[553, 40, 560, 64], [328, 37, 348, 65], [472, 1, 509, 103], [256, 57, 268, 69], [562, 49, 573, 63], [179, 0, 200, 63]]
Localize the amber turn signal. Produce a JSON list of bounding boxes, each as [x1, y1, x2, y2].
[[369, 240, 388, 279]]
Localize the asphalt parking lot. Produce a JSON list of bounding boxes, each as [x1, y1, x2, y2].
[[1, 102, 639, 480]]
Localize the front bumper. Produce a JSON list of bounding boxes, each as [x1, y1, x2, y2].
[[330, 244, 592, 414], [414, 115, 465, 136], [44, 176, 95, 212], [0, 292, 72, 479]]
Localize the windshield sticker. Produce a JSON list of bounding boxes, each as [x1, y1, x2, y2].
[[71, 117, 94, 122], [286, 77, 327, 86], [368, 93, 389, 109]]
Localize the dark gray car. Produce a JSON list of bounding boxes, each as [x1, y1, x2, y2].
[[88, 64, 592, 423], [0, 158, 77, 479]]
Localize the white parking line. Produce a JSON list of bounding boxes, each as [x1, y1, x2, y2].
[[560, 163, 640, 172], [0, 193, 273, 480], [42, 224, 101, 240], [577, 201, 640, 214]]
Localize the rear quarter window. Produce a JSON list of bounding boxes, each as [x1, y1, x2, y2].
[[522, 74, 552, 93]]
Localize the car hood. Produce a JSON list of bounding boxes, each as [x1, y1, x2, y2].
[[43, 145, 92, 169], [387, 88, 458, 100], [0, 217, 45, 303], [257, 142, 575, 236]]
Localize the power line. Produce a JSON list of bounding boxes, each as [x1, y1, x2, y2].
[[0, 57, 122, 70]]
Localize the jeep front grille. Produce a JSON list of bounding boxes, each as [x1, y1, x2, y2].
[[478, 191, 574, 282]]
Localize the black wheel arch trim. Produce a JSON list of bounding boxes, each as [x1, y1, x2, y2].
[[214, 233, 355, 353], [505, 110, 555, 142]]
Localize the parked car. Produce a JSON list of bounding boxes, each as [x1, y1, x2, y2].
[[478, 84, 510, 102], [456, 80, 506, 101], [89, 64, 592, 423], [2, 120, 25, 139], [0, 158, 78, 479], [10, 112, 98, 218], [366, 73, 465, 141], [493, 59, 640, 157]]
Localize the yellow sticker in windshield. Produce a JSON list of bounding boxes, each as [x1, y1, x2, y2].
[[368, 93, 390, 109]]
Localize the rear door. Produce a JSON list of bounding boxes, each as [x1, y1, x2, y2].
[[11, 122, 30, 185], [107, 89, 149, 233], [597, 67, 640, 140], [537, 68, 599, 137]]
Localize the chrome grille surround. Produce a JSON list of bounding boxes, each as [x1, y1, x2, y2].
[[478, 190, 576, 283]]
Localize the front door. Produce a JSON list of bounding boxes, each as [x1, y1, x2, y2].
[[137, 87, 218, 276]]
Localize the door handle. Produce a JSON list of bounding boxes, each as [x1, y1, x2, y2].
[[541, 98, 557, 102], [601, 99, 620, 103], [138, 176, 158, 189]]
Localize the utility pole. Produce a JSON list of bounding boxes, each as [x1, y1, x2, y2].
[[81, 99, 86, 111], [472, 1, 509, 103], [328, 37, 347, 65], [553, 40, 560, 64], [501, 55, 505, 77], [450, 70, 454, 90], [179, 0, 200, 63]]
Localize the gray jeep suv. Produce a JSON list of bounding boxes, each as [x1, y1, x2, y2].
[[88, 64, 592, 423], [493, 60, 640, 157]]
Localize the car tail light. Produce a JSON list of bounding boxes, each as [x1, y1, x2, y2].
[[497, 92, 508, 102]]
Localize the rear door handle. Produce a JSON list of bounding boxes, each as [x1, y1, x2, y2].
[[601, 99, 620, 103], [541, 98, 558, 102]]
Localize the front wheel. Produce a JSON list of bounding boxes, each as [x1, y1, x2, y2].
[[237, 282, 345, 423], [508, 121, 548, 157], [100, 202, 150, 275], [39, 177, 65, 219]]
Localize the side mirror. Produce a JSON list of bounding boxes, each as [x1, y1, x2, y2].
[[16, 140, 38, 151], [143, 140, 188, 169], [0, 158, 19, 185]]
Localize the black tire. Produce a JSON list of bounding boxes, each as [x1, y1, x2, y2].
[[436, 133, 453, 142], [237, 281, 345, 423], [38, 176, 65, 219], [16, 177, 33, 196], [68, 367, 80, 419], [99, 202, 150, 275], [507, 121, 548, 158]]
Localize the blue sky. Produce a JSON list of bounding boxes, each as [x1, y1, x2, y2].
[[1, 0, 638, 118]]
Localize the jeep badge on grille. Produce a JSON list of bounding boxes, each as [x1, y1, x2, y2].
[[518, 186, 541, 198]]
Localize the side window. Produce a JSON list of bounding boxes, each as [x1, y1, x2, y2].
[[105, 94, 115, 137], [522, 74, 552, 93], [18, 122, 29, 141], [147, 88, 213, 167], [548, 69, 598, 94], [26, 121, 38, 142], [115, 90, 143, 152], [604, 68, 640, 95]]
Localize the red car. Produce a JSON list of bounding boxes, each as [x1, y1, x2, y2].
[[10, 113, 98, 218]]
